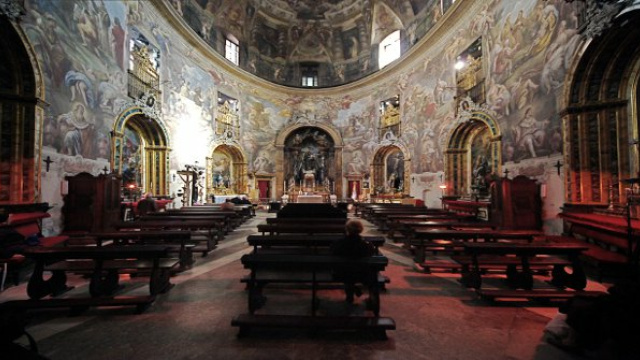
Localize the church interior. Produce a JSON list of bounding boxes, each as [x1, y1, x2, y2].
[[1, 0, 640, 359]]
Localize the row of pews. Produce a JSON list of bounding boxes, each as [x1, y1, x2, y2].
[[357, 203, 609, 304], [0, 203, 251, 316], [231, 204, 396, 339]]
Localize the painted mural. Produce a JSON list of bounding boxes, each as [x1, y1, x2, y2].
[[171, 0, 447, 87], [17, 0, 585, 233]]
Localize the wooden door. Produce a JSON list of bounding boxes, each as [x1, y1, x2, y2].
[[258, 180, 270, 201]]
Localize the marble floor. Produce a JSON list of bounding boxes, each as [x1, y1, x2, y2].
[[0, 210, 610, 360]]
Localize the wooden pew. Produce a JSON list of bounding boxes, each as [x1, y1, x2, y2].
[[389, 219, 495, 241], [256, 223, 346, 235], [90, 230, 195, 270], [244, 235, 389, 289], [116, 220, 221, 256], [233, 253, 394, 338], [0, 295, 156, 315], [459, 242, 607, 303], [1, 212, 69, 289], [409, 228, 542, 265], [144, 211, 240, 231], [265, 218, 347, 225], [246, 234, 385, 254], [239, 253, 388, 314], [22, 245, 178, 300]]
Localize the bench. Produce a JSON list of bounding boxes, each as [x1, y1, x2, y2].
[[22, 245, 179, 299], [240, 253, 388, 316], [393, 221, 497, 242], [231, 314, 396, 339], [154, 210, 243, 229], [90, 230, 195, 269], [460, 242, 597, 302], [1, 212, 69, 290], [0, 295, 157, 315], [409, 229, 542, 263], [475, 289, 607, 303], [256, 224, 346, 235], [246, 234, 385, 254], [115, 220, 221, 256], [265, 218, 347, 225]]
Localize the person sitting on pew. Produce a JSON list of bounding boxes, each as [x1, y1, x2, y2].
[[331, 219, 375, 303], [137, 192, 158, 217], [220, 199, 235, 211]]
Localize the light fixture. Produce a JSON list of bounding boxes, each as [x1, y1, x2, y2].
[[454, 60, 465, 70]]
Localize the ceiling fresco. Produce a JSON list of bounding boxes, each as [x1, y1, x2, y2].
[[172, 0, 450, 87]]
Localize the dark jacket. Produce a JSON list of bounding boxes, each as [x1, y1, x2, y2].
[[331, 235, 375, 258]]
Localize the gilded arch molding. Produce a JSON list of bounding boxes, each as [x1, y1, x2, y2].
[[275, 123, 344, 198], [111, 106, 171, 196], [444, 102, 501, 197], [206, 141, 248, 196], [371, 142, 412, 196]]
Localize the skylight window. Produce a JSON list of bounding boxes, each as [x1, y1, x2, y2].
[[379, 30, 401, 69]]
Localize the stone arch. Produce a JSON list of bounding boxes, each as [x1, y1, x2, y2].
[[206, 142, 248, 197], [560, 9, 640, 205], [371, 143, 412, 196], [111, 106, 170, 196], [443, 103, 502, 198], [275, 123, 344, 198], [0, 19, 46, 203]]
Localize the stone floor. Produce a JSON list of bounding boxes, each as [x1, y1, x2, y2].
[[0, 210, 610, 360]]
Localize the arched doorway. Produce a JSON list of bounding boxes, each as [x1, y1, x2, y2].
[[444, 102, 501, 198], [111, 107, 170, 198], [0, 18, 45, 204], [205, 143, 247, 200], [561, 9, 640, 208], [371, 144, 411, 198], [275, 124, 343, 199]]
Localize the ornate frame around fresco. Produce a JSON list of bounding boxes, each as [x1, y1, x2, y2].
[[111, 106, 170, 196], [371, 143, 411, 197], [444, 99, 501, 198], [205, 143, 248, 197], [275, 123, 343, 199]]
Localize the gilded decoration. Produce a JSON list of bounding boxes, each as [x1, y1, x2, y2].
[[444, 99, 501, 198]]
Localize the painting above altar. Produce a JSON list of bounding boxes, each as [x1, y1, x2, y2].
[[284, 127, 336, 193]]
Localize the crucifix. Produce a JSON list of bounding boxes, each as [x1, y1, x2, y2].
[[554, 160, 563, 176], [102, 166, 109, 174], [503, 168, 510, 179], [43, 156, 54, 172]]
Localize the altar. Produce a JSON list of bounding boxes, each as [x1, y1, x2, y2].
[[211, 194, 241, 204], [297, 194, 325, 203]]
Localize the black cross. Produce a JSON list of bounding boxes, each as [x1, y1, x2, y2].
[[43, 156, 54, 172], [554, 160, 563, 176], [102, 166, 109, 174], [503, 168, 510, 179]]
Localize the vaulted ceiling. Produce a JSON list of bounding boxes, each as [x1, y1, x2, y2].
[[171, 0, 453, 87]]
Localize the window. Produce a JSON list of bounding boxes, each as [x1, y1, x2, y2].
[[301, 63, 319, 87], [379, 30, 401, 69], [225, 36, 239, 65]]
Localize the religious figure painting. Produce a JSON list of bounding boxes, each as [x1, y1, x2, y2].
[[121, 127, 142, 187], [211, 153, 231, 188], [385, 149, 404, 192]]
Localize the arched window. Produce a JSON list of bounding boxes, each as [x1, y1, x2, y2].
[[225, 34, 239, 65], [378, 30, 401, 69]]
